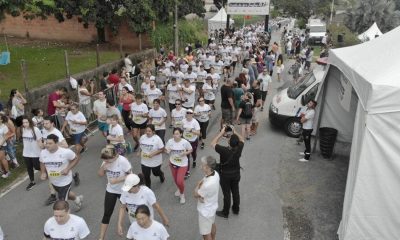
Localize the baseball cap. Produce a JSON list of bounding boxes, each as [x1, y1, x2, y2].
[[121, 174, 140, 192], [150, 76, 156, 81], [186, 109, 194, 114]]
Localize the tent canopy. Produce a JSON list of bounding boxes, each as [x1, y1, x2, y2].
[[208, 7, 234, 35], [357, 22, 383, 42], [318, 26, 400, 240]]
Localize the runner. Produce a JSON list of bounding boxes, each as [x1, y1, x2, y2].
[[119, 86, 134, 131], [126, 205, 169, 240], [148, 99, 167, 143], [181, 109, 201, 178], [130, 94, 149, 150], [165, 128, 193, 204], [107, 114, 126, 156], [43, 200, 90, 239], [117, 174, 169, 237], [97, 146, 132, 240], [21, 116, 43, 190], [144, 80, 163, 110], [93, 91, 108, 138], [138, 124, 165, 188], [194, 97, 211, 149], [202, 76, 216, 110], [171, 99, 187, 129], [181, 79, 196, 110], [39, 134, 83, 211], [166, 77, 182, 114]]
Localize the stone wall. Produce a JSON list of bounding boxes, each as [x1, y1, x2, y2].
[[0, 14, 151, 50], [25, 49, 156, 114]]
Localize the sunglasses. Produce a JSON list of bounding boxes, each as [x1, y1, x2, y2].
[[186, 112, 193, 114], [175, 103, 181, 105], [199, 100, 204, 102]]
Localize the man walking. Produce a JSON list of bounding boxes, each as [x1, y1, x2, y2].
[[194, 156, 220, 240], [299, 100, 317, 162]]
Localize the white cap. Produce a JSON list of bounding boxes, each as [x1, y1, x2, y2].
[[150, 76, 156, 81], [121, 174, 140, 192]]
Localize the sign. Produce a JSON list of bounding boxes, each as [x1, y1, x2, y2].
[[338, 73, 352, 112], [227, 0, 270, 15]]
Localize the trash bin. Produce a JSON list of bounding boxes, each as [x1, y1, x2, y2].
[[319, 127, 338, 159]]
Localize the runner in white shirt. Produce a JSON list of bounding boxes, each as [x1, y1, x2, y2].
[[61, 103, 87, 159], [145, 80, 163, 109], [194, 156, 220, 239], [181, 109, 201, 178], [181, 79, 196, 109], [208, 68, 221, 91], [184, 67, 197, 84], [139, 124, 165, 188], [118, 174, 169, 237], [107, 114, 126, 155], [170, 67, 185, 84], [44, 200, 90, 240], [97, 147, 132, 240], [130, 94, 149, 150], [171, 100, 187, 129], [126, 205, 169, 240], [141, 77, 151, 95], [203, 53, 213, 73], [40, 134, 83, 210], [93, 91, 108, 137], [202, 77, 216, 110], [194, 97, 212, 150], [166, 78, 182, 114], [148, 99, 167, 143], [196, 65, 208, 82], [165, 128, 193, 204], [211, 56, 224, 75], [21, 116, 43, 191]]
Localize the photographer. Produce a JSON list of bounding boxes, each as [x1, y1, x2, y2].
[[211, 125, 244, 218]]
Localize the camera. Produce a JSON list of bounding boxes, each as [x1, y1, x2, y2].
[[225, 125, 233, 132]]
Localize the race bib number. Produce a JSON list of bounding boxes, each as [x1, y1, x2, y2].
[[141, 152, 151, 159], [49, 171, 61, 177], [173, 156, 182, 163], [152, 120, 159, 126], [133, 116, 142, 123], [184, 131, 193, 139], [175, 121, 183, 127]]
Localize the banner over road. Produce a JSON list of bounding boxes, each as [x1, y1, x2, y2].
[[227, 0, 270, 15]]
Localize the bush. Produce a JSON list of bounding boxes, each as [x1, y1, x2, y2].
[[150, 19, 208, 54], [328, 23, 360, 47], [296, 18, 306, 29]]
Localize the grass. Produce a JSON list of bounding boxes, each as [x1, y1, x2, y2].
[[0, 147, 25, 191], [0, 41, 121, 101]]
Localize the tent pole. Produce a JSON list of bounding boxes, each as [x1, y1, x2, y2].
[[312, 67, 329, 153], [4, 34, 9, 52]]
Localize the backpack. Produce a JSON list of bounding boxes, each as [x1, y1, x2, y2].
[[243, 101, 253, 118]]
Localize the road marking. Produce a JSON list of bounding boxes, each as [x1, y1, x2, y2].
[[0, 174, 29, 198]]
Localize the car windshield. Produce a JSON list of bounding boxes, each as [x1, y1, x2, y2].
[[309, 26, 326, 33], [287, 73, 316, 99]]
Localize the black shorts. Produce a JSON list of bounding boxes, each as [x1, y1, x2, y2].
[[132, 121, 148, 129], [13, 116, 23, 127], [205, 68, 211, 74], [231, 61, 237, 67], [221, 108, 233, 123], [53, 182, 72, 200], [240, 117, 252, 124], [205, 99, 215, 105], [261, 91, 268, 101]]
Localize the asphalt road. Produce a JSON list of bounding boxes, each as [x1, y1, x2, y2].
[[0, 29, 291, 240]]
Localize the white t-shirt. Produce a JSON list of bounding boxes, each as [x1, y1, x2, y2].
[[22, 127, 42, 158], [145, 88, 163, 109], [93, 99, 107, 122], [131, 103, 149, 125], [208, 73, 221, 88], [141, 82, 151, 94], [120, 186, 156, 222], [171, 71, 185, 84], [109, 124, 125, 144], [302, 109, 315, 130], [126, 220, 169, 240], [196, 70, 208, 82], [103, 155, 132, 194], [181, 85, 196, 108], [180, 63, 189, 73], [171, 108, 187, 128], [0, 125, 9, 147], [258, 74, 272, 92], [42, 128, 65, 144], [149, 108, 167, 130], [202, 82, 216, 100], [65, 111, 87, 134], [44, 214, 90, 240], [124, 57, 133, 72], [139, 134, 164, 167], [184, 72, 197, 83], [182, 118, 200, 142], [194, 104, 211, 122], [212, 60, 224, 74], [197, 172, 220, 218], [167, 84, 181, 104], [165, 138, 192, 167], [40, 147, 76, 187]]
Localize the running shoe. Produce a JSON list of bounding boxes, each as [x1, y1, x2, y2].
[[26, 182, 36, 191], [1, 172, 10, 179], [200, 142, 205, 149], [192, 161, 196, 168], [184, 171, 191, 180], [298, 158, 309, 162], [175, 189, 181, 197], [74, 195, 83, 211], [180, 194, 186, 204], [159, 172, 165, 183], [45, 194, 57, 206], [73, 172, 80, 186]]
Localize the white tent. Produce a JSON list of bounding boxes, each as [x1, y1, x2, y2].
[[207, 7, 234, 36], [315, 26, 400, 239], [357, 22, 383, 42]]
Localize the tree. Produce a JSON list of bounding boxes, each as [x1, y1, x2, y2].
[[213, 0, 227, 9], [151, 0, 206, 23], [345, 0, 400, 33], [272, 0, 332, 21]]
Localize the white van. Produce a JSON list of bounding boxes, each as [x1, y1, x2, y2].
[[307, 19, 326, 44], [269, 67, 325, 137]]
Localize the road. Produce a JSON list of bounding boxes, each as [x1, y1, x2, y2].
[[0, 29, 289, 240]]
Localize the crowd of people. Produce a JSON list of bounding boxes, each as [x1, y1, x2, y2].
[[0, 18, 296, 240]]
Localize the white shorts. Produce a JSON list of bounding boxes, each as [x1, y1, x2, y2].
[[198, 214, 215, 235]]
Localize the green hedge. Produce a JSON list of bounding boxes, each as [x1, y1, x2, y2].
[[150, 19, 208, 54]]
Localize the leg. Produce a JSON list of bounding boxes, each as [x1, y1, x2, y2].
[[100, 191, 120, 240], [190, 140, 198, 167], [211, 223, 217, 240], [231, 175, 241, 213], [24, 157, 35, 182], [151, 165, 165, 183], [0, 151, 9, 176], [141, 164, 152, 188], [176, 166, 187, 194], [219, 175, 231, 215], [303, 130, 312, 160]]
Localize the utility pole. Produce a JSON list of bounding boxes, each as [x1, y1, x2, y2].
[[174, 0, 179, 56], [330, 0, 334, 23]]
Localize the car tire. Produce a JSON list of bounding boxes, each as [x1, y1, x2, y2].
[[284, 118, 302, 138]]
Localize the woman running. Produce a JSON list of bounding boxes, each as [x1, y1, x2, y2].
[[61, 103, 87, 158], [194, 97, 211, 149], [181, 109, 201, 178], [130, 94, 149, 151], [107, 114, 126, 155]]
